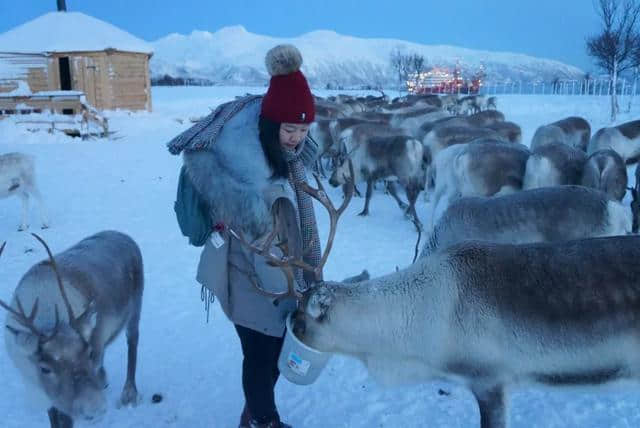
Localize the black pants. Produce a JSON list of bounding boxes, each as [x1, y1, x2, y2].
[[234, 324, 285, 423]]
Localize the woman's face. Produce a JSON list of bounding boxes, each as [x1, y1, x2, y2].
[[279, 123, 310, 150]]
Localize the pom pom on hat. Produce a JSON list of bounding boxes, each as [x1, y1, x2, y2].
[[265, 44, 303, 76], [261, 44, 315, 124]]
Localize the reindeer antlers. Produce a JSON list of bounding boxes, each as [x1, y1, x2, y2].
[[31, 233, 93, 345], [0, 236, 92, 344], [0, 240, 61, 341], [230, 162, 355, 300], [300, 166, 354, 280]]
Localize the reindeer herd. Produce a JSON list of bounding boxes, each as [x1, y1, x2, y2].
[[3, 91, 640, 427]]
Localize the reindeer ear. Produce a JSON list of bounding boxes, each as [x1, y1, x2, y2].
[[6, 327, 39, 355], [76, 303, 98, 342]]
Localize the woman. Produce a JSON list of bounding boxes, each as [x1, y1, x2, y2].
[[168, 44, 320, 428]]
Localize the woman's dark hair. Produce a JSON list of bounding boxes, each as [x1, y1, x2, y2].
[[259, 116, 289, 178]]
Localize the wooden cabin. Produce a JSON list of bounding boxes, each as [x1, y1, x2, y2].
[[0, 11, 153, 114]]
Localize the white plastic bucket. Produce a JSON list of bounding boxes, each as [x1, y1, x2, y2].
[[278, 313, 331, 385]]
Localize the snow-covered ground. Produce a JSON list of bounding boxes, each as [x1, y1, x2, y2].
[[1, 87, 640, 428]]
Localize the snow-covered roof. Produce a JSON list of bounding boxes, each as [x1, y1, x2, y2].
[[0, 12, 153, 55]]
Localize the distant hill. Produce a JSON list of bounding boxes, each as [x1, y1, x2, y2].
[[150, 25, 585, 88]]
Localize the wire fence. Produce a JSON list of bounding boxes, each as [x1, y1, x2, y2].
[[479, 78, 640, 97], [410, 78, 640, 98]]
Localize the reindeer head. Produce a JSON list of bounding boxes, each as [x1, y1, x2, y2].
[[329, 145, 358, 187], [1, 237, 107, 421], [230, 166, 354, 335]]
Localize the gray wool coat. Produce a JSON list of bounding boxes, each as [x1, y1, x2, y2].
[[182, 98, 318, 337]]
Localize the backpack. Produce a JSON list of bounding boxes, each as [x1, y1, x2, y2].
[[174, 165, 212, 247]]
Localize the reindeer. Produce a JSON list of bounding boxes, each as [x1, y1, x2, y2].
[[428, 141, 530, 228], [483, 121, 521, 143], [1, 152, 49, 231], [232, 174, 640, 428], [329, 124, 425, 226], [422, 126, 507, 167], [352, 107, 449, 136], [379, 98, 431, 114], [420, 185, 630, 258], [419, 110, 506, 138], [531, 116, 591, 151], [581, 149, 628, 201], [453, 95, 485, 115], [588, 119, 640, 163], [310, 117, 386, 177], [440, 94, 458, 113], [299, 234, 640, 428], [522, 142, 587, 190], [631, 163, 640, 232], [486, 96, 498, 110], [1, 231, 144, 427]]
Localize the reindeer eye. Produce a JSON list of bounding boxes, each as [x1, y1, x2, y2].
[[40, 367, 52, 375]]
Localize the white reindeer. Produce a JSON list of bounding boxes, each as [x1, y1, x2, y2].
[[531, 116, 591, 152], [522, 142, 587, 190], [588, 119, 640, 162], [428, 141, 530, 228], [420, 185, 630, 258], [1, 152, 49, 231], [581, 149, 628, 201], [299, 234, 640, 428], [328, 124, 425, 226], [234, 176, 640, 428], [1, 231, 144, 427]]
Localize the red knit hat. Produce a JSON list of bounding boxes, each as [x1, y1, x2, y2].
[[261, 44, 315, 124]]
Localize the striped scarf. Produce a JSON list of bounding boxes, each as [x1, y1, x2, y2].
[[167, 95, 262, 155], [284, 144, 322, 290]]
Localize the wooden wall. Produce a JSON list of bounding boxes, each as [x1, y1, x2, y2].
[[104, 51, 151, 111], [1, 50, 152, 112], [0, 53, 50, 93]]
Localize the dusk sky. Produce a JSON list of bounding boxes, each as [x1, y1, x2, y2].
[[2, 0, 601, 72]]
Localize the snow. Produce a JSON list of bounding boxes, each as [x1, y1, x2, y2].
[[150, 26, 585, 86], [0, 12, 153, 55], [0, 90, 85, 99], [1, 86, 640, 427], [2, 80, 32, 96], [0, 52, 48, 81]]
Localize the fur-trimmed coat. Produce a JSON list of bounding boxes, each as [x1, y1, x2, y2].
[[182, 98, 318, 336]]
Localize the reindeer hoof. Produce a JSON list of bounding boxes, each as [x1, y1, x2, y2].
[[119, 384, 140, 407], [41, 225, 50, 230]]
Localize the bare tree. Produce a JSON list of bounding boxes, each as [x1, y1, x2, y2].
[[586, 0, 640, 121], [627, 66, 639, 111], [411, 53, 425, 76], [390, 47, 413, 92]]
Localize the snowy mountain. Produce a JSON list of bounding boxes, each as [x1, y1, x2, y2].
[[150, 25, 585, 88]]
